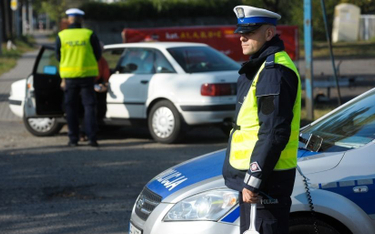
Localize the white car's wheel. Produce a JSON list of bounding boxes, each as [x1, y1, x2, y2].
[[148, 101, 183, 144], [23, 116, 63, 137]]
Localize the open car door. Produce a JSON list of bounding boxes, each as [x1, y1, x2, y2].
[[32, 45, 64, 116]]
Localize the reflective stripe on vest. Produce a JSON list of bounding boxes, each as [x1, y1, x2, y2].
[[229, 51, 301, 171], [58, 28, 98, 78]]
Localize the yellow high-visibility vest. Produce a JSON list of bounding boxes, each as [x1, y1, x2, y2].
[[58, 28, 98, 78], [229, 51, 301, 171]]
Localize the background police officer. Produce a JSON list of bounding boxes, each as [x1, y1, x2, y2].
[[56, 8, 102, 147], [222, 5, 301, 234]]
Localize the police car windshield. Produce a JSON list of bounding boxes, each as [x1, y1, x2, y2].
[[167, 46, 240, 73], [300, 90, 375, 152]]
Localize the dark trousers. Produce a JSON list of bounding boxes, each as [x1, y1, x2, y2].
[[64, 77, 97, 143], [239, 169, 295, 234], [96, 91, 107, 122]]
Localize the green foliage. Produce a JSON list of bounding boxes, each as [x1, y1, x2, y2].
[[79, 0, 375, 42], [289, 0, 375, 41], [41, 0, 68, 22], [81, 0, 243, 21], [341, 0, 375, 13], [0, 37, 36, 76], [289, 0, 341, 41]]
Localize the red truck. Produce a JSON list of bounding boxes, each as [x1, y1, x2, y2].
[[121, 25, 299, 62]]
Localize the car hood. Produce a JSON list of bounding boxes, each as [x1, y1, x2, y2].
[[146, 148, 343, 200], [146, 149, 225, 200]]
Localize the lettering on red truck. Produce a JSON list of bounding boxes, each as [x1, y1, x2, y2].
[[166, 33, 178, 39]]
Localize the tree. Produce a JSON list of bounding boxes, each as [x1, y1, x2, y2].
[[1, 0, 12, 40], [32, 0, 91, 30], [0, 1, 3, 55], [40, 0, 67, 23]]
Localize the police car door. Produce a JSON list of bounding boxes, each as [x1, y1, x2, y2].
[[106, 47, 154, 119], [24, 46, 64, 117]]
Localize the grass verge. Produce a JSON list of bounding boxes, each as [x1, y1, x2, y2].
[[300, 101, 337, 127], [0, 36, 36, 76]]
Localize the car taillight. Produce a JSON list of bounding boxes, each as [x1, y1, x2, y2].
[[201, 83, 236, 96]]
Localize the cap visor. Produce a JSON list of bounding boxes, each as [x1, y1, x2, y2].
[[234, 24, 262, 34]]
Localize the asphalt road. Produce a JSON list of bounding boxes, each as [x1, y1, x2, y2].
[[0, 121, 228, 234], [0, 31, 229, 234], [1, 31, 374, 234]]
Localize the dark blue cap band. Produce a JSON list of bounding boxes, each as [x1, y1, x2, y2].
[[237, 17, 277, 25]]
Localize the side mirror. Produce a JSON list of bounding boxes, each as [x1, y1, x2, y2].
[[305, 134, 323, 152]]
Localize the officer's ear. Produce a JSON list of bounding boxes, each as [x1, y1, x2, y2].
[[265, 26, 276, 41]]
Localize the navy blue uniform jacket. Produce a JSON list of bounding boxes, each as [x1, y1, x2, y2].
[[222, 35, 299, 197]]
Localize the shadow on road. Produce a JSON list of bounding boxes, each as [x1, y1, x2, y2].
[[88, 125, 228, 145], [0, 133, 227, 234]]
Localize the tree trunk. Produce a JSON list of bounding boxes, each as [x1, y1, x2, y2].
[[3, 0, 13, 40], [0, 1, 3, 55]]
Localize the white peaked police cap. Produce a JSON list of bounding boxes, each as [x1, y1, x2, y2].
[[233, 5, 281, 34], [66, 8, 85, 16]]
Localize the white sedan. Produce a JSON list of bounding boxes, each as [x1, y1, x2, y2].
[[129, 87, 375, 233], [8, 42, 240, 143]]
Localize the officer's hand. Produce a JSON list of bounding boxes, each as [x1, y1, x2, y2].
[[95, 83, 107, 93], [242, 188, 259, 203], [60, 79, 66, 90]]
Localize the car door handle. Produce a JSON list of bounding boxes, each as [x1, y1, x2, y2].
[[140, 80, 149, 84]]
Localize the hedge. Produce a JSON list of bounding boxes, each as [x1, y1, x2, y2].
[[80, 0, 375, 41], [81, 0, 243, 21]]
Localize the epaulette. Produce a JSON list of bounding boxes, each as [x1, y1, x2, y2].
[[265, 54, 275, 68]]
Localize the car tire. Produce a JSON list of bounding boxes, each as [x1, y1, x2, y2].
[[289, 216, 344, 234], [148, 100, 184, 144], [23, 116, 64, 137]]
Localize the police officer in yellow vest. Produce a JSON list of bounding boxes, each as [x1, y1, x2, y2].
[[56, 8, 102, 147], [222, 5, 301, 234]]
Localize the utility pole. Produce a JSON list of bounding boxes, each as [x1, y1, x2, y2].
[[14, 3, 22, 38], [46, 14, 50, 30], [0, 2, 3, 56], [28, 0, 33, 34], [22, 3, 27, 35], [11, 0, 21, 38], [304, 0, 314, 120]]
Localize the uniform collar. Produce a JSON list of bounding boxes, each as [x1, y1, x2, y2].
[[68, 23, 82, 29]]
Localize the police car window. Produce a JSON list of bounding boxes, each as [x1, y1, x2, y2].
[[36, 49, 59, 75], [102, 48, 124, 72], [300, 91, 375, 152], [154, 50, 175, 73], [118, 48, 155, 74], [167, 46, 240, 73]]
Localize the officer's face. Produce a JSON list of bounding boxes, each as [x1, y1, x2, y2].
[[240, 25, 275, 56]]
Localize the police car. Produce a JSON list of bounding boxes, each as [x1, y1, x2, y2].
[[129, 87, 375, 234], [8, 42, 240, 143]]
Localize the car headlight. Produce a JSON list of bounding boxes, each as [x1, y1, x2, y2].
[[163, 189, 238, 221]]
